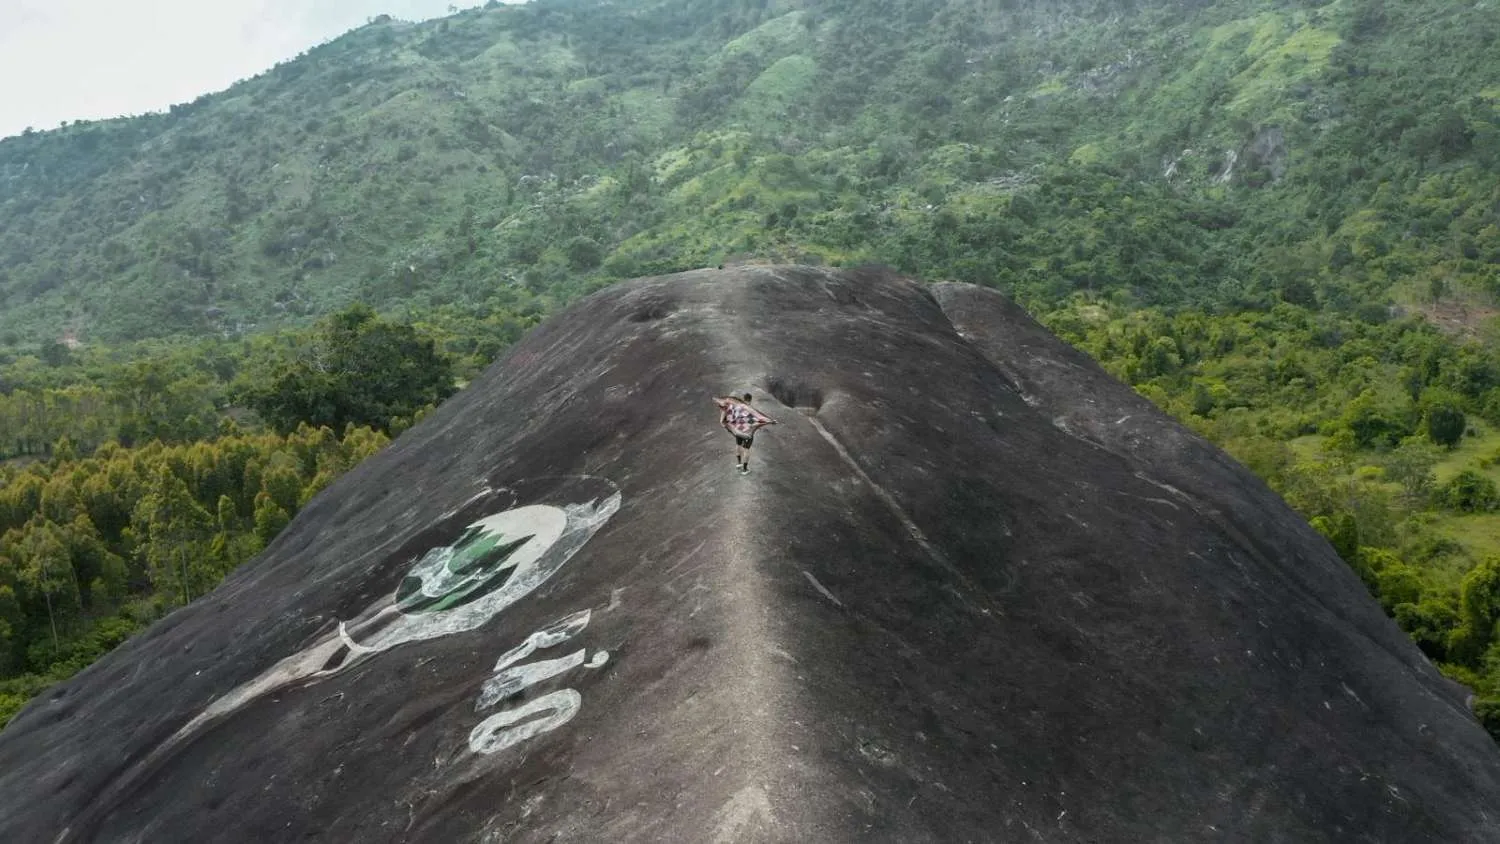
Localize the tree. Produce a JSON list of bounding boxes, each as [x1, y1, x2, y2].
[[1451, 557, 1500, 663], [108, 360, 212, 445], [261, 462, 303, 518], [1224, 437, 1292, 487], [215, 495, 238, 532], [1279, 277, 1317, 308], [1425, 402, 1466, 448], [131, 465, 214, 607], [236, 305, 456, 434], [1394, 597, 1459, 661], [1429, 274, 1449, 304], [1431, 109, 1474, 160], [0, 583, 23, 672], [50, 436, 78, 464], [1339, 389, 1415, 449], [1475, 698, 1500, 742], [1190, 382, 1215, 417], [1346, 0, 1387, 41], [565, 236, 603, 271], [1438, 470, 1499, 513], [59, 515, 124, 609], [38, 341, 71, 368], [1373, 558, 1424, 612], [1311, 512, 1360, 565], [1484, 389, 1500, 426], [1383, 438, 1439, 503], [11, 523, 81, 658], [252, 491, 291, 547]]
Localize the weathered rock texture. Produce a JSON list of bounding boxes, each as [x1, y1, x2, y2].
[[1, 266, 1497, 841]]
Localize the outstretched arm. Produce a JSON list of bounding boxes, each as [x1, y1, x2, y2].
[[712, 397, 733, 427]]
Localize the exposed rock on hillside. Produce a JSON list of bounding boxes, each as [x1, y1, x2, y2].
[[1, 266, 1496, 841], [1246, 124, 1289, 181]]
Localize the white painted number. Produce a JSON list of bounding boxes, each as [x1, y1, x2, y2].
[[466, 608, 610, 755]]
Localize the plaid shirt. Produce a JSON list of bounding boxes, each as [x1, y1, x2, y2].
[[716, 398, 773, 436]]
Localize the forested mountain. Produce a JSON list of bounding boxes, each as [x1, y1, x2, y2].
[[1, 0, 1497, 343]]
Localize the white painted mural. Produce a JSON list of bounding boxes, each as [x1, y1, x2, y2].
[[160, 479, 622, 762]]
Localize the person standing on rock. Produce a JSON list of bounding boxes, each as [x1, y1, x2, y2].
[[714, 393, 777, 474]]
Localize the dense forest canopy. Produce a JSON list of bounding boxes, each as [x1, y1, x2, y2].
[[1, 0, 1499, 738]]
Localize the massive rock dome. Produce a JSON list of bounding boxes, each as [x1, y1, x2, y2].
[[2, 266, 1497, 841]]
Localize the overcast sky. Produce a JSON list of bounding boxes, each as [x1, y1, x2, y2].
[[0, 1, 521, 140]]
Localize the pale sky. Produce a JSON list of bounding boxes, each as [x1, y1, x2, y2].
[[0, 1, 526, 140]]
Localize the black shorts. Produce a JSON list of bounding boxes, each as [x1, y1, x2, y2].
[[733, 433, 754, 448]]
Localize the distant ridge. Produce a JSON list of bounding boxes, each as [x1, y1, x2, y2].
[[2, 0, 1498, 342]]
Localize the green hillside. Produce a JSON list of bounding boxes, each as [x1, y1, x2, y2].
[[1, 0, 1497, 342]]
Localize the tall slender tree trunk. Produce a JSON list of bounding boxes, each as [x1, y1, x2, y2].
[[42, 571, 58, 655]]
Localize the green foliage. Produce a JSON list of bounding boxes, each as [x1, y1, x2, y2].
[[0, 420, 390, 725], [1394, 597, 1460, 661], [1311, 514, 1360, 566], [1340, 389, 1415, 450], [1382, 438, 1440, 503], [1370, 556, 1425, 612], [1438, 470, 1500, 514], [234, 305, 456, 434], [565, 236, 604, 271], [132, 465, 216, 605], [1476, 698, 1500, 742], [253, 491, 291, 546], [1450, 558, 1500, 664], [1426, 402, 1467, 449]]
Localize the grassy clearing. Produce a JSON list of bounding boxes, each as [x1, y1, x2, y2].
[[1030, 76, 1069, 97], [1070, 143, 1107, 166], [1431, 422, 1500, 484], [719, 10, 808, 59], [618, 89, 674, 137], [1227, 23, 1339, 116], [1282, 429, 1497, 579], [739, 55, 818, 123], [1287, 434, 1326, 461], [1434, 512, 1500, 564]]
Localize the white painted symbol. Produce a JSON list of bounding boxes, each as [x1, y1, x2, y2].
[[467, 608, 611, 755], [158, 483, 621, 758], [339, 498, 615, 655], [470, 690, 584, 754]]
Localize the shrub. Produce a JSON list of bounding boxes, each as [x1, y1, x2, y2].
[[1475, 698, 1500, 742], [1425, 403, 1466, 448], [1340, 389, 1415, 449], [1393, 598, 1459, 661], [565, 236, 604, 271], [1438, 469, 1499, 513]]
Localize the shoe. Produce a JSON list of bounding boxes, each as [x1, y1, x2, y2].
[[740, 465, 749, 474]]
